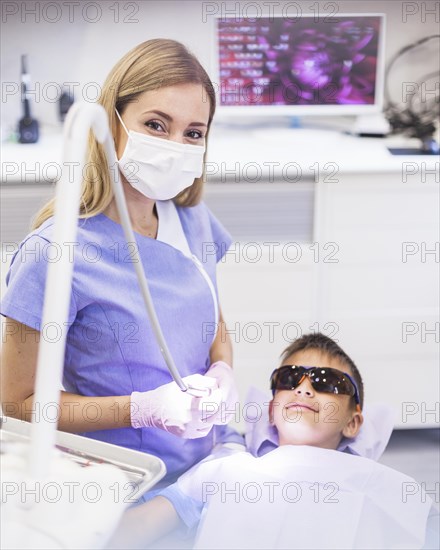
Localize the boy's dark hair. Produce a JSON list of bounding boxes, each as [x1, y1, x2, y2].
[[280, 332, 364, 409]]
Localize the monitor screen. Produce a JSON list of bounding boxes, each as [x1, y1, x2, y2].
[[213, 14, 385, 115]]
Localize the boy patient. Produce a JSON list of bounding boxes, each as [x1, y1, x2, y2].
[[107, 333, 434, 549]]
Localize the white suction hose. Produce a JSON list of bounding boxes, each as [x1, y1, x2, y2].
[[29, 102, 188, 480]]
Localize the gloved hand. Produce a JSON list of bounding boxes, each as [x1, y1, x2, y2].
[[130, 374, 223, 439], [205, 361, 240, 425]]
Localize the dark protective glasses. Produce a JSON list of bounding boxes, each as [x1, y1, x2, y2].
[[270, 365, 361, 410]]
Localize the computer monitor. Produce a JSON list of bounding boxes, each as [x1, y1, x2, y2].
[[211, 14, 386, 117]]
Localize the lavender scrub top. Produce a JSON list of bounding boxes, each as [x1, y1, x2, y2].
[[1, 200, 242, 484]]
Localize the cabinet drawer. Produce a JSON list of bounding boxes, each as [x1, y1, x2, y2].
[[321, 263, 438, 312], [218, 259, 313, 316], [321, 226, 439, 265], [321, 183, 439, 230], [1, 184, 55, 244]]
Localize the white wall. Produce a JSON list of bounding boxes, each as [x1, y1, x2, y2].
[[1, 0, 439, 135]]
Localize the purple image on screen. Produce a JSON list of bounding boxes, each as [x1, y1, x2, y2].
[[217, 16, 382, 106]]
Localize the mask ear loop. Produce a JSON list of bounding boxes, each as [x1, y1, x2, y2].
[[114, 108, 130, 136]]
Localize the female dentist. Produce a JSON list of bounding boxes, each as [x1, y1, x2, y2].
[[0, 39, 242, 489]]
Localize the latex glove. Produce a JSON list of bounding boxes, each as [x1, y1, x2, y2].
[[130, 374, 223, 439], [205, 361, 240, 425]]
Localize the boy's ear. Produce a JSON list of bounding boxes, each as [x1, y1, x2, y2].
[[268, 399, 275, 425], [342, 410, 363, 439]]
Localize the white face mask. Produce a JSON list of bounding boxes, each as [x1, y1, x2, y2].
[[115, 109, 206, 201]]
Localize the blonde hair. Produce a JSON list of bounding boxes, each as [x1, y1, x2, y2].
[[32, 39, 216, 229]]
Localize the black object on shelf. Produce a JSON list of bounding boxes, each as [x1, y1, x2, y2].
[[388, 147, 439, 156], [18, 54, 39, 144], [383, 35, 439, 156], [59, 90, 74, 122], [389, 137, 440, 155]]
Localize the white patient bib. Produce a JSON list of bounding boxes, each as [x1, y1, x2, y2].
[[192, 446, 433, 550]]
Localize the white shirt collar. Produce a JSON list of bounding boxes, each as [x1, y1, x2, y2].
[[155, 200, 192, 258]]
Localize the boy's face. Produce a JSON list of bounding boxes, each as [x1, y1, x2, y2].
[[270, 349, 363, 450]]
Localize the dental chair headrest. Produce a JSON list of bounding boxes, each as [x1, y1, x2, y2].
[[244, 387, 395, 461]]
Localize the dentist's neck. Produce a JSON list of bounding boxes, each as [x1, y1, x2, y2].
[[103, 177, 158, 239]]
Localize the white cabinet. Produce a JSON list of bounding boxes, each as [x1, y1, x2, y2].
[[207, 170, 439, 430], [1, 184, 55, 245], [312, 174, 439, 428]]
